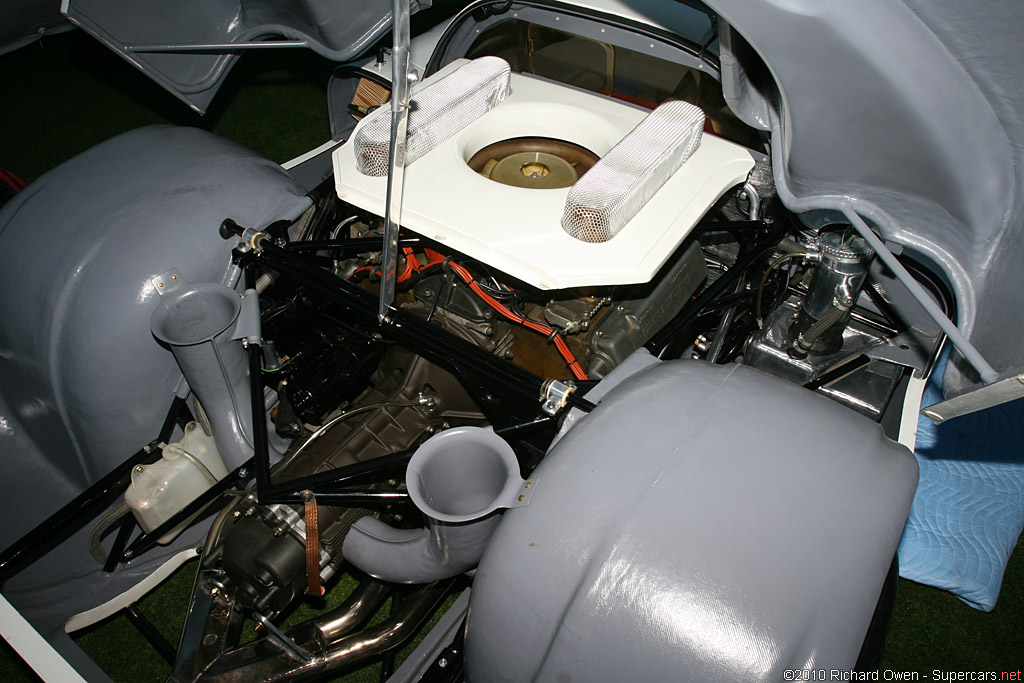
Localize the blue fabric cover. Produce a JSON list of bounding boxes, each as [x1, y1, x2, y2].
[[897, 352, 1024, 611]]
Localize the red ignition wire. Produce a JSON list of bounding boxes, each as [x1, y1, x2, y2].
[[0, 169, 26, 193], [398, 246, 418, 282], [447, 261, 588, 381]]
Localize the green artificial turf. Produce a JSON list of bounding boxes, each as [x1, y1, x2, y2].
[[1, 18, 1023, 683]]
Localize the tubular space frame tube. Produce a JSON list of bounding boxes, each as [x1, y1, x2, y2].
[[379, 0, 412, 323]]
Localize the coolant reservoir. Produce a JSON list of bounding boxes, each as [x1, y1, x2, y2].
[[125, 421, 229, 543]]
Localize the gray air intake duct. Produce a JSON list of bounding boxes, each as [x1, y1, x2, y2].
[[150, 272, 273, 470], [342, 427, 532, 584]]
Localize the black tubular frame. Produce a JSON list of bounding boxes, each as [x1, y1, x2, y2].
[[1, 207, 779, 582], [241, 237, 595, 506], [0, 396, 190, 588], [247, 238, 596, 413], [0, 223, 599, 584]]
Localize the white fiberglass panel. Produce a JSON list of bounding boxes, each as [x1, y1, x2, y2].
[[334, 68, 754, 290]]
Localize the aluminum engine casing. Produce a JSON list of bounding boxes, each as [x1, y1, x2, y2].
[[465, 358, 918, 682]]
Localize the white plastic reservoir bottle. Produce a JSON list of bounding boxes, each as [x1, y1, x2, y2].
[[125, 421, 230, 543]]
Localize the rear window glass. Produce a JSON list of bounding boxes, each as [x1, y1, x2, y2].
[[465, 19, 762, 148]]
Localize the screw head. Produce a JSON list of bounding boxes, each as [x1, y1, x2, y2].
[[438, 658, 448, 668]]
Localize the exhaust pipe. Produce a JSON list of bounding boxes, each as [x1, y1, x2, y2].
[[342, 427, 531, 584], [150, 273, 272, 470]]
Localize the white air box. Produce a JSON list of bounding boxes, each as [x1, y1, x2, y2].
[[334, 59, 754, 290]]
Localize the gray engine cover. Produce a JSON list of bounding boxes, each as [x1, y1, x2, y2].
[[465, 360, 917, 682]]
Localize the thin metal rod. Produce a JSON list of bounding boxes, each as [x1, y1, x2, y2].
[[249, 345, 272, 493], [379, 0, 413, 322], [264, 491, 411, 507], [0, 397, 186, 586], [125, 605, 177, 665], [842, 207, 998, 383], [494, 416, 557, 438], [252, 612, 312, 663], [285, 236, 422, 254], [261, 448, 415, 499], [103, 514, 137, 573], [128, 41, 307, 53], [379, 590, 402, 681], [244, 261, 274, 496]]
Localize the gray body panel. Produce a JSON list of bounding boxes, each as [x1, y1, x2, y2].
[[0, 125, 309, 548], [64, 0, 431, 112], [1, 0, 74, 56], [465, 359, 918, 681], [709, 0, 1024, 399]]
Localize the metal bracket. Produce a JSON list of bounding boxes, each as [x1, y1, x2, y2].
[[540, 379, 576, 416], [151, 268, 185, 296]]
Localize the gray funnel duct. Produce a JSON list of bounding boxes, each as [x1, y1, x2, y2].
[[342, 427, 531, 584], [150, 274, 261, 470]]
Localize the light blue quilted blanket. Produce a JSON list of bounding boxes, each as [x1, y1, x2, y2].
[[897, 352, 1024, 611]]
